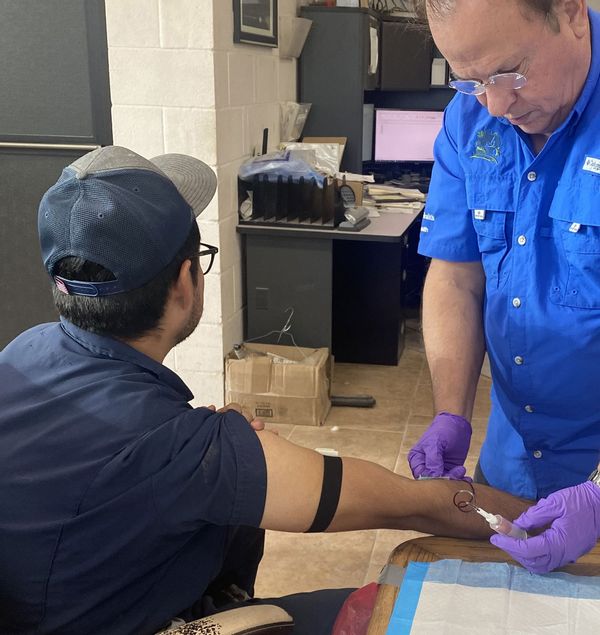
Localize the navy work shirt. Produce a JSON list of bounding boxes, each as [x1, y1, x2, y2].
[[0, 319, 267, 634], [419, 10, 600, 500]]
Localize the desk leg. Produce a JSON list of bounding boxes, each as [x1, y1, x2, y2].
[[243, 234, 332, 349]]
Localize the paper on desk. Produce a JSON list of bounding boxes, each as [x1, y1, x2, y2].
[[335, 172, 375, 183], [387, 560, 600, 634], [378, 203, 425, 215], [366, 185, 426, 201]]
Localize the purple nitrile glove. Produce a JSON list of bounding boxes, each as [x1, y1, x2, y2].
[[490, 481, 600, 574], [408, 412, 472, 480]]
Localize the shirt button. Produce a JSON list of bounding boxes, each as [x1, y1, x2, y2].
[[514, 356, 524, 365], [533, 450, 543, 459], [512, 297, 522, 308], [525, 405, 534, 413], [527, 171, 537, 182], [517, 235, 527, 246]]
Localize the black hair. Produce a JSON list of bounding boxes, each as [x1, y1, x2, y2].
[[52, 221, 200, 340]]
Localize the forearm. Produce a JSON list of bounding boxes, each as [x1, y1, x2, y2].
[[257, 431, 530, 537], [422, 259, 486, 419], [329, 457, 531, 538]]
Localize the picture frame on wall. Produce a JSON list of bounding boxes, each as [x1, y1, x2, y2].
[[233, 0, 278, 48]]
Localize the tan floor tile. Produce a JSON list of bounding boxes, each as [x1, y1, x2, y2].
[[469, 425, 488, 455], [253, 340, 496, 600], [404, 328, 425, 353], [325, 398, 409, 432], [417, 365, 432, 387], [464, 456, 480, 480], [370, 529, 428, 566], [407, 414, 432, 426], [401, 423, 430, 452], [473, 378, 492, 419], [394, 452, 413, 478], [254, 530, 376, 597], [288, 426, 402, 470], [363, 563, 385, 586], [332, 367, 419, 402], [471, 416, 489, 433], [395, 347, 425, 372], [264, 422, 295, 439], [408, 382, 435, 417]]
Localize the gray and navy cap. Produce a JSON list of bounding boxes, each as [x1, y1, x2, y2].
[[38, 145, 217, 297]]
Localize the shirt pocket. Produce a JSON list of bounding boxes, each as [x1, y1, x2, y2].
[[466, 179, 515, 290], [548, 187, 600, 309]]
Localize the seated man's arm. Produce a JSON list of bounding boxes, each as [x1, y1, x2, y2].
[[257, 430, 530, 538]]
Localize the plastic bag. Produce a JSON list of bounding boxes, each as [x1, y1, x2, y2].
[[280, 102, 312, 142], [238, 150, 325, 186], [331, 582, 379, 635], [282, 142, 342, 176]]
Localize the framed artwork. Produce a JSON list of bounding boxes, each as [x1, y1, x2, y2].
[[233, 0, 278, 48]]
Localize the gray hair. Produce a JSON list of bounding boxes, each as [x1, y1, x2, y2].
[[414, 0, 561, 32]]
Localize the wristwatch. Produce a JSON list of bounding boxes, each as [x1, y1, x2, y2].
[[588, 468, 600, 487]]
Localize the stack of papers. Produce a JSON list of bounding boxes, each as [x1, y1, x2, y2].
[[364, 184, 425, 214]]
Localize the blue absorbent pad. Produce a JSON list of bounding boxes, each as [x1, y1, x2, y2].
[[386, 559, 600, 634]]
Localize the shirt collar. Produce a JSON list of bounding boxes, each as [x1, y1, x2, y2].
[[59, 317, 194, 401]]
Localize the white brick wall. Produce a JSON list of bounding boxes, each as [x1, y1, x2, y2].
[[105, 0, 303, 407]]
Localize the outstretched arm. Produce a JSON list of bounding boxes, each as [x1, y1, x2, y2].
[[257, 430, 530, 538]]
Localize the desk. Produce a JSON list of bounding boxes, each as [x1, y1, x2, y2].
[[367, 536, 600, 635], [237, 211, 422, 365]]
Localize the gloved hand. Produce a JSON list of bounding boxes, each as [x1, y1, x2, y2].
[[490, 481, 600, 574], [408, 412, 472, 480]]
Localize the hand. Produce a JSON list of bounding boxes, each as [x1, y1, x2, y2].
[[490, 481, 600, 573], [206, 403, 265, 431], [408, 412, 472, 480]]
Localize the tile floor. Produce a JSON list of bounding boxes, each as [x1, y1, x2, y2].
[[254, 322, 492, 598]]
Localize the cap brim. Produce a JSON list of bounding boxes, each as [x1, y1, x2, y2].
[[151, 154, 217, 218]]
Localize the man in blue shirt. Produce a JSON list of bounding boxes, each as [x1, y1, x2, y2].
[[409, 0, 600, 573], [0, 146, 529, 634]]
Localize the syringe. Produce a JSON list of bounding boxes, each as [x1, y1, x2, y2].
[[473, 506, 528, 540]]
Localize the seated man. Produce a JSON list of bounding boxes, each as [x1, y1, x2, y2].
[[0, 146, 530, 635]]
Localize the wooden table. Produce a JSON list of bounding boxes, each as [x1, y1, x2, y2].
[[366, 536, 600, 635]]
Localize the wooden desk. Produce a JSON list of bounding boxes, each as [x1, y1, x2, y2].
[[237, 211, 422, 365], [367, 536, 600, 635]]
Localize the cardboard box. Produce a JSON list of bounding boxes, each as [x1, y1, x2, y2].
[[225, 343, 332, 426], [336, 178, 364, 206]]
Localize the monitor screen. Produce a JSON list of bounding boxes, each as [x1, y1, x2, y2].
[[374, 109, 444, 162]]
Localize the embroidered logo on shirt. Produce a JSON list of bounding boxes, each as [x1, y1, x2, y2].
[[471, 130, 501, 164], [582, 156, 600, 175], [423, 213, 435, 221]]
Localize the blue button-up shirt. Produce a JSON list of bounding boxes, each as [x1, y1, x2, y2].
[[419, 10, 600, 500], [0, 320, 267, 634]]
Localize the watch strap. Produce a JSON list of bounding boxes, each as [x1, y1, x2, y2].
[[588, 468, 600, 487]]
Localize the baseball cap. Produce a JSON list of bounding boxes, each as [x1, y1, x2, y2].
[[38, 145, 217, 297]]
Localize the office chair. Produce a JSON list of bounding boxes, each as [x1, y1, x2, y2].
[[160, 604, 293, 635]]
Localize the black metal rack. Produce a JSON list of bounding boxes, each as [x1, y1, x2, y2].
[[238, 176, 345, 229]]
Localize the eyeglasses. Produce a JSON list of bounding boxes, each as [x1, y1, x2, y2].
[[194, 242, 219, 275], [449, 72, 527, 96]]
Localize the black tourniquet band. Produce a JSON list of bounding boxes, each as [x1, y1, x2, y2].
[[306, 455, 343, 533]]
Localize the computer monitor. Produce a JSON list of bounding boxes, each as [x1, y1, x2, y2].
[[374, 109, 444, 162]]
